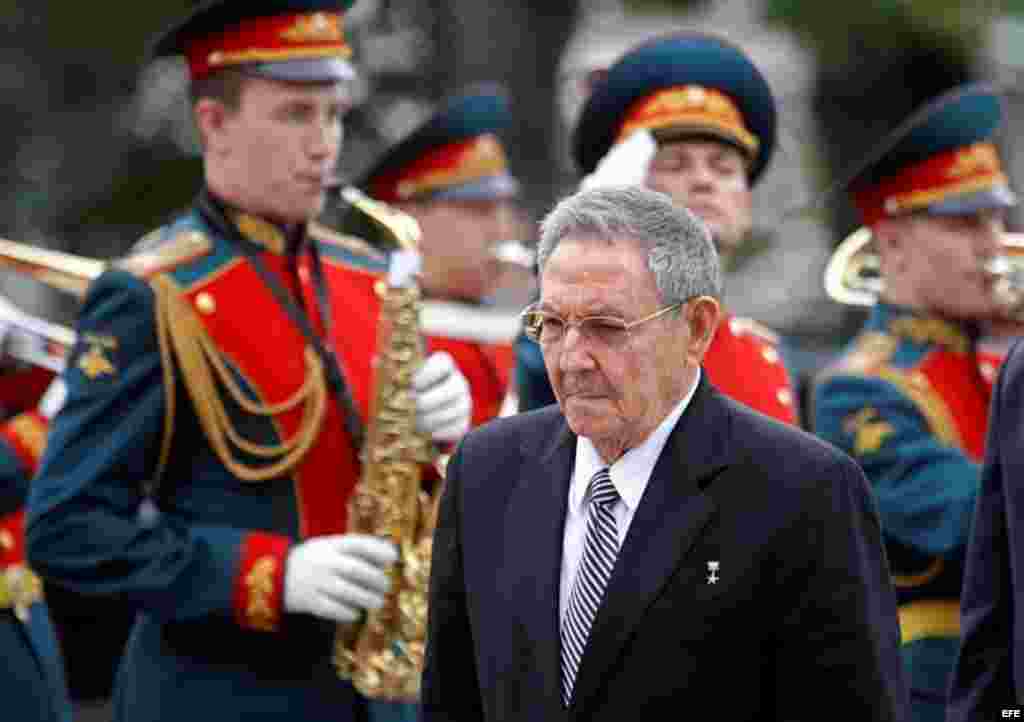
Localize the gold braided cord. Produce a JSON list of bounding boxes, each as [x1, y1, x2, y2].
[[153, 281, 178, 491], [150, 274, 328, 482]]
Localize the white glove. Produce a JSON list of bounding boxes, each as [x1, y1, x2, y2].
[[579, 128, 657, 191], [39, 377, 67, 420], [414, 351, 472, 443], [283, 534, 398, 624]]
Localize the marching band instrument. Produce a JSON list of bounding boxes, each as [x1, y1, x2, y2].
[[0, 237, 104, 371], [331, 186, 437, 702], [824, 227, 1024, 318]]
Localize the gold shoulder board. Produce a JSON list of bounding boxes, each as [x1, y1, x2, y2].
[[116, 229, 212, 279], [308, 221, 387, 263], [828, 331, 899, 377]]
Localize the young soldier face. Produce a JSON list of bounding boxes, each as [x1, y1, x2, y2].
[[408, 198, 514, 302], [204, 76, 349, 224], [878, 209, 1006, 320]]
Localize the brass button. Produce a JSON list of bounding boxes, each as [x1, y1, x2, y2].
[[0, 530, 13, 551], [777, 389, 793, 407], [762, 347, 780, 364], [195, 292, 216, 315]]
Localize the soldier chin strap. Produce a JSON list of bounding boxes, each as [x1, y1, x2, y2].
[[149, 273, 329, 485]]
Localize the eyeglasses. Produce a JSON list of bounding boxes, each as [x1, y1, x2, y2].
[[520, 302, 683, 348]]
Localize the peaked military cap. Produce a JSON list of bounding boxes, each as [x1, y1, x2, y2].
[[843, 83, 1016, 227], [151, 0, 356, 83], [572, 31, 777, 184], [360, 83, 520, 203]]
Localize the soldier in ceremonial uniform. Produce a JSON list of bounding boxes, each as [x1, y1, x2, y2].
[[810, 84, 1017, 722], [0, 358, 71, 722], [25, 2, 473, 721], [358, 85, 523, 426], [514, 32, 799, 424]]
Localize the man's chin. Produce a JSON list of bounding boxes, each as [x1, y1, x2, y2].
[[563, 398, 617, 435]]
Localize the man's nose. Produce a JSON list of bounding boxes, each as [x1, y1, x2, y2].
[[308, 119, 338, 158], [685, 163, 716, 189], [977, 213, 1006, 258], [558, 326, 597, 372]]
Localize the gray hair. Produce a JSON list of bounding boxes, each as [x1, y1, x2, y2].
[[536, 185, 722, 304]]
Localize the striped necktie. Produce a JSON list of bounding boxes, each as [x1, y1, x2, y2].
[[560, 467, 620, 706]]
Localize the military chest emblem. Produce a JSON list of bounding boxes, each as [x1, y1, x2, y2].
[[77, 333, 117, 379], [843, 407, 894, 456]]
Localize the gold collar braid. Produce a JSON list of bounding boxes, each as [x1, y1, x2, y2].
[[151, 273, 328, 483]]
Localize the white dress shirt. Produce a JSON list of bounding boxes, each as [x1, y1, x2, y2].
[[559, 369, 701, 622]]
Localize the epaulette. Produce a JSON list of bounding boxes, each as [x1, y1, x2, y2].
[[307, 221, 386, 263], [728, 315, 780, 346], [115, 228, 213, 279], [829, 331, 899, 377]]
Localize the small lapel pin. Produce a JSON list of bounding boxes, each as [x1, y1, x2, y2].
[[706, 560, 719, 585]]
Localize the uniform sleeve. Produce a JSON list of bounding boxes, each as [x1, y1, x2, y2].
[[948, 345, 1019, 719], [812, 372, 976, 555], [0, 410, 48, 516], [513, 333, 555, 413], [26, 270, 292, 632]]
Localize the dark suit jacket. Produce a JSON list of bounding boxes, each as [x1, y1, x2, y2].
[[949, 339, 1024, 718], [422, 376, 909, 721]]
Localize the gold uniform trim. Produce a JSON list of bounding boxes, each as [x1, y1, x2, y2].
[[232, 214, 287, 254], [0, 565, 43, 622], [308, 222, 386, 263], [885, 173, 1009, 215], [898, 599, 960, 644], [118, 229, 212, 279], [209, 45, 352, 68], [892, 556, 945, 588], [5, 413, 48, 462], [877, 365, 963, 449], [889, 317, 970, 354], [244, 556, 279, 632], [149, 274, 328, 483]]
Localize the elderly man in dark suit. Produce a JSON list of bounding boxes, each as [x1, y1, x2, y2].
[[948, 339, 1024, 718], [421, 184, 909, 721]]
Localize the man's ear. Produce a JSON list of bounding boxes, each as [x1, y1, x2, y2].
[[194, 98, 229, 155], [685, 295, 721, 365]]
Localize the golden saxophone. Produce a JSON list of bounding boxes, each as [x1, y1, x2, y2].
[[331, 187, 438, 702]]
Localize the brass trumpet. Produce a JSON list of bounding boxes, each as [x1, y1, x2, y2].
[[824, 227, 1024, 318], [0, 237, 105, 370]]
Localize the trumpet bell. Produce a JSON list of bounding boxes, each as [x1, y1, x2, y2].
[[823, 227, 881, 308], [987, 232, 1024, 317]]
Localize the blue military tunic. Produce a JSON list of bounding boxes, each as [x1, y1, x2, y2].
[[812, 302, 988, 721], [25, 196, 409, 722]]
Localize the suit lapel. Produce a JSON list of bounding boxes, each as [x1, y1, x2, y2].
[[570, 377, 730, 715], [503, 411, 576, 713]]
